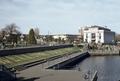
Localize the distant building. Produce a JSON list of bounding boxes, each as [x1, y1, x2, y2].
[[83, 25, 115, 44], [53, 34, 80, 43], [79, 27, 85, 42]]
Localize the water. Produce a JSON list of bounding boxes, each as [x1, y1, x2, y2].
[[73, 56, 120, 81]]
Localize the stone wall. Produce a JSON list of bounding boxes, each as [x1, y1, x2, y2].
[[47, 52, 90, 69], [0, 44, 73, 57]]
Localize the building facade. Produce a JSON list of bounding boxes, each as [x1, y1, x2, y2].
[[53, 34, 80, 43], [83, 26, 115, 44]]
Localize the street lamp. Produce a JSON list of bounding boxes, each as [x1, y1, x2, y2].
[[20, 34, 24, 46], [20, 34, 24, 42], [1, 36, 7, 49], [11, 32, 17, 44], [11, 32, 17, 47], [43, 36, 46, 45]]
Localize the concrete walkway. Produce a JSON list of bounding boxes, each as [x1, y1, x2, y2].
[[18, 69, 88, 81], [17, 52, 89, 81]]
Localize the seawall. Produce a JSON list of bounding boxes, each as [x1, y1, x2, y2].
[[89, 50, 120, 56], [47, 52, 90, 69]]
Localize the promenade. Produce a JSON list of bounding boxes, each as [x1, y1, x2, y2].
[[17, 52, 91, 81], [18, 69, 88, 81]]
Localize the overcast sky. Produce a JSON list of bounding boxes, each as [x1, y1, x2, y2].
[[0, 0, 120, 34]]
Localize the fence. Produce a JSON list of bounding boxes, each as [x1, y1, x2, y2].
[[91, 71, 98, 81]]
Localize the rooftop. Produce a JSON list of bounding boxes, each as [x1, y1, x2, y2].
[[84, 25, 111, 31]]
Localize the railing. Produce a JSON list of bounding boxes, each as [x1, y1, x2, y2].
[[91, 71, 98, 81]]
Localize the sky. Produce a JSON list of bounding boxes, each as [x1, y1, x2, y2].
[[0, 0, 120, 34]]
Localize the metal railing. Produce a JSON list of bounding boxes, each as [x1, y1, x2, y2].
[[91, 71, 98, 81]]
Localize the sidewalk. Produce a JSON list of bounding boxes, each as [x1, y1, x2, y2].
[[18, 69, 88, 81]]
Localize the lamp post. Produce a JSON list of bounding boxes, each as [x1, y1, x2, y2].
[[43, 36, 46, 45], [2, 36, 6, 49], [11, 32, 17, 47], [20, 34, 24, 47], [20, 34, 24, 42]]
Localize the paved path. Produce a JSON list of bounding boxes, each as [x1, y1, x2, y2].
[[18, 69, 89, 81], [17, 52, 89, 81]]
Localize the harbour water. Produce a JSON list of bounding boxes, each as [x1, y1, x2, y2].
[[73, 56, 120, 81]]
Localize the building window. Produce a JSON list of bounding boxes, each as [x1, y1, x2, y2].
[[86, 33, 88, 38], [91, 33, 95, 38], [92, 40, 95, 43], [98, 40, 100, 43], [85, 39, 88, 43], [99, 33, 101, 39]]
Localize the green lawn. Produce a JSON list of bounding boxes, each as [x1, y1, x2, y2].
[[0, 47, 81, 68]]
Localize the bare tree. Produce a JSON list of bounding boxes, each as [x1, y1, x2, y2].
[[0, 30, 5, 42], [1, 23, 21, 44], [2, 23, 21, 35]]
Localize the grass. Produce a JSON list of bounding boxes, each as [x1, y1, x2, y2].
[[0, 47, 81, 68]]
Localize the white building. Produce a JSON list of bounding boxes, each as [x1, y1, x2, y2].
[[53, 34, 68, 41], [83, 26, 115, 44], [53, 34, 80, 43]]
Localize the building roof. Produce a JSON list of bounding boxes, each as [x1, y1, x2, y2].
[[84, 25, 111, 31], [52, 34, 79, 36]]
